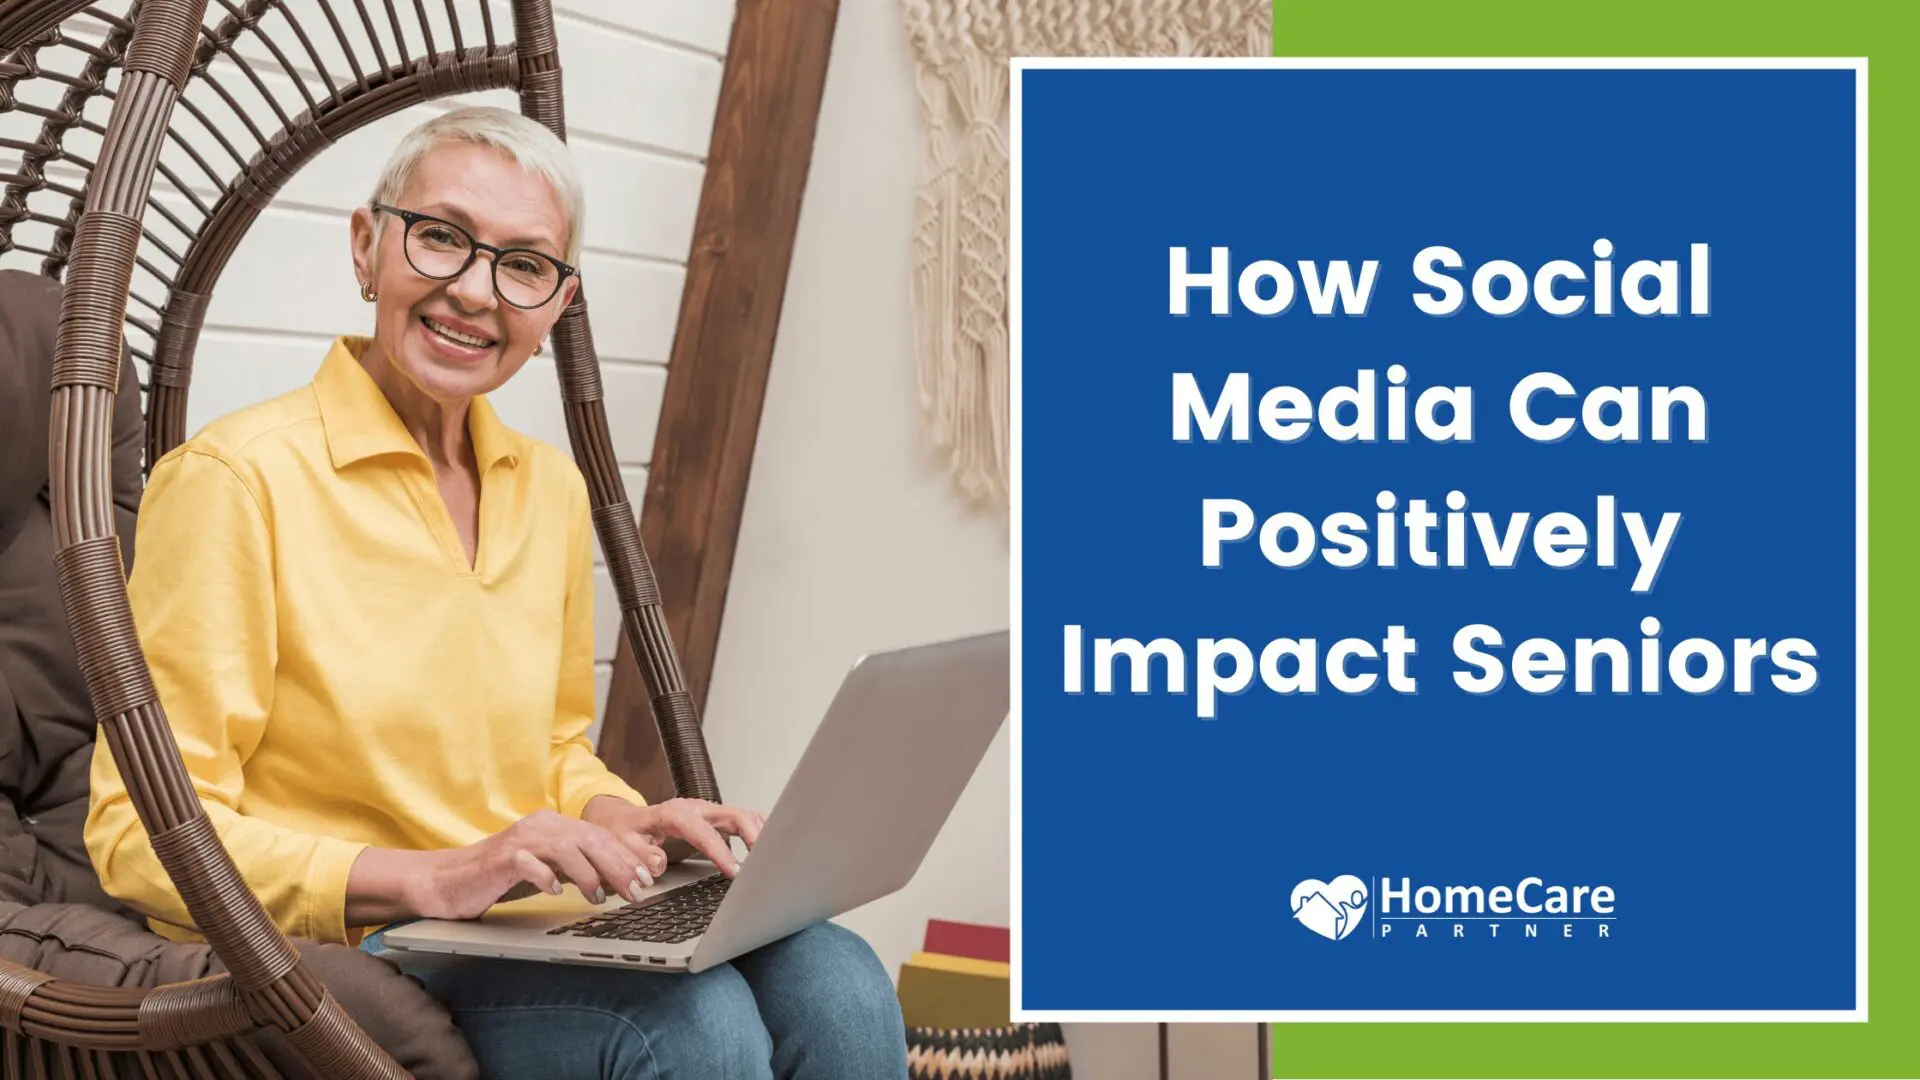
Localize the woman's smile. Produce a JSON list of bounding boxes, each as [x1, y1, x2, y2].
[[417, 312, 498, 361]]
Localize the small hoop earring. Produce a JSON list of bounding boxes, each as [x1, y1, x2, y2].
[[359, 281, 377, 302]]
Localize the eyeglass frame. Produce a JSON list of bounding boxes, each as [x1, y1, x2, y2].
[[369, 202, 579, 309]]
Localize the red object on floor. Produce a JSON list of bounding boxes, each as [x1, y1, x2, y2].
[[924, 919, 1010, 963]]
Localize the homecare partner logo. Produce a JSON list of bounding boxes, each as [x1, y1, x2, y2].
[[1292, 875, 1617, 941]]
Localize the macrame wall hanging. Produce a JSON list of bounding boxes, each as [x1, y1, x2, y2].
[[902, 1, 1271, 511]]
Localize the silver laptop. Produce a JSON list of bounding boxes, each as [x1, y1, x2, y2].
[[381, 629, 1008, 973]]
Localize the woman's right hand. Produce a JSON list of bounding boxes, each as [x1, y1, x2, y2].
[[411, 810, 669, 921]]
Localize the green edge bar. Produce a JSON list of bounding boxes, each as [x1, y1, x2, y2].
[[1269, 1, 1912, 1076]]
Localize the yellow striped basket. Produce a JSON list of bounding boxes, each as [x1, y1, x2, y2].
[[906, 1023, 1071, 1079]]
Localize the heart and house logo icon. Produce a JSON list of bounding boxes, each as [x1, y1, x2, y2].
[[1291, 875, 1368, 941]]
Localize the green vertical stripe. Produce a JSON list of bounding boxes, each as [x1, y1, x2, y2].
[[1270, 2, 1912, 1076]]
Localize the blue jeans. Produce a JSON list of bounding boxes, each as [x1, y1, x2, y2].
[[363, 921, 908, 1079]]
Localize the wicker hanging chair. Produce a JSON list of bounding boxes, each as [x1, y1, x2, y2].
[[1, 0, 722, 1075]]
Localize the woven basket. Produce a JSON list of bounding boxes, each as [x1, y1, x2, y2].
[[906, 1022, 1072, 1079]]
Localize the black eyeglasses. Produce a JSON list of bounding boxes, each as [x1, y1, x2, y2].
[[371, 203, 578, 309]]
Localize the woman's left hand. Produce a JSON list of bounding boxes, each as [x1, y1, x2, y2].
[[582, 796, 765, 877]]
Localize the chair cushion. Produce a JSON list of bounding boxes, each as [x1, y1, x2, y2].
[[0, 269, 477, 1076], [0, 270, 58, 541], [0, 900, 479, 1079], [0, 268, 144, 912]]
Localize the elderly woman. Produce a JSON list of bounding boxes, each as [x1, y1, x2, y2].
[[83, 106, 907, 1079]]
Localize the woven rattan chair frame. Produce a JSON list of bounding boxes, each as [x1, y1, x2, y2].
[[2, 1, 723, 1075]]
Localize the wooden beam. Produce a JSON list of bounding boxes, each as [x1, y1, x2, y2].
[[597, 0, 841, 801]]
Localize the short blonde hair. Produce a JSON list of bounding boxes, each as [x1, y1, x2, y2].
[[369, 105, 586, 264]]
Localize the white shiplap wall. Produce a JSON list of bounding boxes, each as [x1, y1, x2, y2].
[[1, 1, 734, 734]]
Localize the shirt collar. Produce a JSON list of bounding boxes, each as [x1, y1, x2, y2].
[[313, 336, 520, 473]]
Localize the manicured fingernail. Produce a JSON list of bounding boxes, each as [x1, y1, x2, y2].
[[630, 876, 647, 898], [548, 882, 564, 896], [591, 887, 606, 905]]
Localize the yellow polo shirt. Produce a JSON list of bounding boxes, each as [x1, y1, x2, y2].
[[85, 335, 646, 946]]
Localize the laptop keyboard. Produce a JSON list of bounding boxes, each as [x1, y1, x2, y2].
[[547, 873, 731, 944]]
